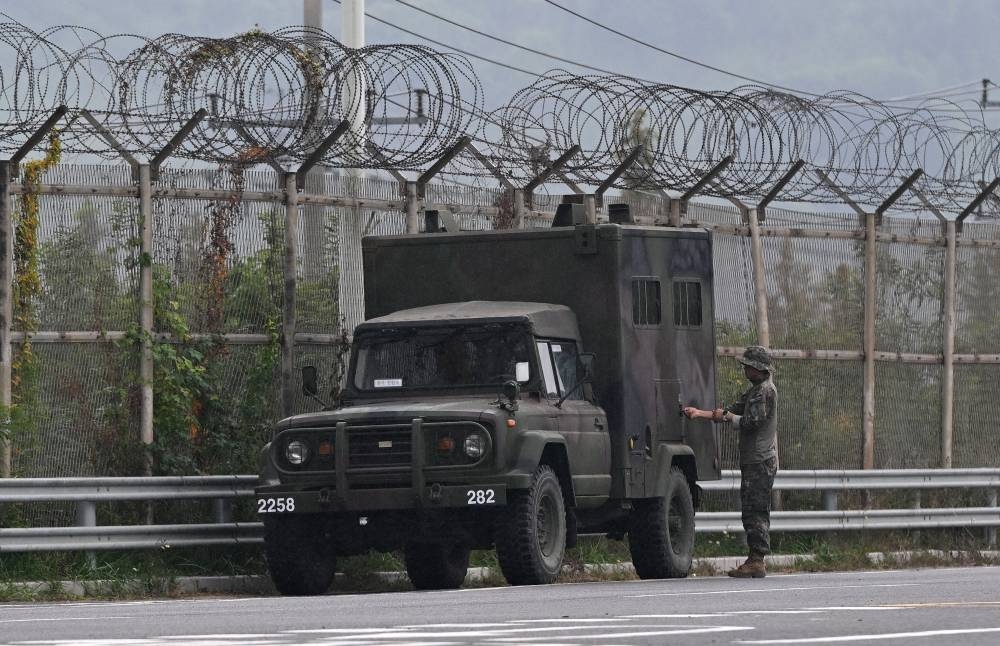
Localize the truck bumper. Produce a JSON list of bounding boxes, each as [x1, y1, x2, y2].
[[256, 482, 507, 514]]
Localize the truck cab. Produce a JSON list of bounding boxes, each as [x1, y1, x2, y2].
[[256, 223, 720, 594]]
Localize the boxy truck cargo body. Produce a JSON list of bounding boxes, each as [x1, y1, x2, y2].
[[363, 223, 721, 497]]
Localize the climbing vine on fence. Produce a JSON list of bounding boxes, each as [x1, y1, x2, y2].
[[6, 133, 61, 470]]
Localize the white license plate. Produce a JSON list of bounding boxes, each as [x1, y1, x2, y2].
[[257, 496, 296, 513], [465, 488, 497, 505]]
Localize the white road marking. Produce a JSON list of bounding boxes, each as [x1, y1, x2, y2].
[[0, 616, 139, 624], [288, 629, 411, 634], [509, 619, 631, 623], [295, 624, 714, 640], [626, 583, 918, 597], [493, 626, 754, 641], [624, 611, 820, 618], [736, 626, 1000, 643]]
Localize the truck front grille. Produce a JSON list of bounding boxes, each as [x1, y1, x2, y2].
[[348, 426, 412, 467]]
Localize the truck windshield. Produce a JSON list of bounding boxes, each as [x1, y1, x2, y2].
[[352, 324, 533, 391]]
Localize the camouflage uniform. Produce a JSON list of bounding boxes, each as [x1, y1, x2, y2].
[[725, 346, 778, 560]]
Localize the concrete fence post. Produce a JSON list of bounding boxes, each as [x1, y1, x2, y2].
[[0, 161, 11, 478], [138, 164, 154, 477], [281, 172, 300, 418]]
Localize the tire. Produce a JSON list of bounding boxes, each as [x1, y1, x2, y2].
[[627, 466, 695, 579], [404, 542, 471, 590], [494, 465, 567, 585], [263, 514, 337, 596]]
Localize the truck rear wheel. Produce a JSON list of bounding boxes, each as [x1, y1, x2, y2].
[[404, 542, 471, 590], [494, 465, 566, 585], [264, 514, 337, 596], [627, 466, 695, 579]]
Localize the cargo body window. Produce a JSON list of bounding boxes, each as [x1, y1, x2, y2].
[[673, 280, 703, 327], [631, 278, 661, 327]]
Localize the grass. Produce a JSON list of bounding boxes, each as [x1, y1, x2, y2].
[[2, 529, 997, 601]]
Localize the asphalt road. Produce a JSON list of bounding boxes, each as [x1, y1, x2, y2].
[[2, 566, 999, 645]]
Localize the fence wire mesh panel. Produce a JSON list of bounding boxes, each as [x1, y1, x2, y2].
[[877, 215, 946, 355], [34, 194, 139, 331], [953, 365, 1000, 468], [10, 343, 137, 479], [712, 231, 757, 343], [761, 232, 864, 351], [874, 362, 943, 468], [687, 201, 741, 227], [955, 222, 1000, 355], [716, 358, 864, 471]]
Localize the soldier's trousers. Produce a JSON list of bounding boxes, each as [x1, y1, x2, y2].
[[740, 457, 778, 558]]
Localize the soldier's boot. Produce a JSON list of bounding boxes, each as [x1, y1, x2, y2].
[[727, 556, 766, 578]]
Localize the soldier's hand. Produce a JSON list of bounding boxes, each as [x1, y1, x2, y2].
[[682, 406, 701, 419], [712, 408, 725, 422]]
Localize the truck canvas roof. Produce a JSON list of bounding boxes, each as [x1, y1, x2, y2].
[[356, 301, 581, 340]]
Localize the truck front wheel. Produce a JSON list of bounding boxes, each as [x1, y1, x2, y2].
[[404, 542, 471, 590], [264, 514, 337, 596], [494, 465, 566, 585], [627, 466, 695, 579]]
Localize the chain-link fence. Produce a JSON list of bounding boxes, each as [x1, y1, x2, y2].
[[4, 164, 1000, 488]]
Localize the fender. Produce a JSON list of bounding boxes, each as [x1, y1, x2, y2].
[[258, 442, 279, 486], [508, 430, 576, 506], [651, 443, 700, 506]]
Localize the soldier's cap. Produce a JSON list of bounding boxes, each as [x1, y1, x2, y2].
[[737, 345, 774, 373]]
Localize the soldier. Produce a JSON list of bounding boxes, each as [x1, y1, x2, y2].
[[683, 345, 778, 578]]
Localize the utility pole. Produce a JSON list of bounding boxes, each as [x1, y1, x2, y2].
[[302, 0, 327, 281], [981, 79, 1000, 109], [339, 0, 367, 332]]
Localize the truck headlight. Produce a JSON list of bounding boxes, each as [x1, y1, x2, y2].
[[463, 433, 485, 459], [285, 440, 310, 465]]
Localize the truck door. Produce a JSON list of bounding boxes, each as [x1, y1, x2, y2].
[[537, 340, 611, 498]]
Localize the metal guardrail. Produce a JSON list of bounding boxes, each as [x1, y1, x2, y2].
[[0, 523, 264, 552], [0, 470, 997, 553], [697, 508, 1000, 533], [702, 468, 1000, 492], [0, 475, 259, 502]]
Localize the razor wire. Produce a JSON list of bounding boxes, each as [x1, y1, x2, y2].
[[0, 18, 481, 169], [485, 71, 1000, 207], [3, 16, 1000, 209]]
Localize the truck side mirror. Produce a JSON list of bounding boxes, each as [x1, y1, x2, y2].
[[503, 380, 520, 402], [577, 353, 596, 382], [515, 361, 530, 383], [302, 366, 319, 396]]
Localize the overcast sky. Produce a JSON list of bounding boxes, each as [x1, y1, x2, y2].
[[4, 0, 999, 113]]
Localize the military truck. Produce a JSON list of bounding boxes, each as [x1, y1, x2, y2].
[[255, 221, 720, 595]]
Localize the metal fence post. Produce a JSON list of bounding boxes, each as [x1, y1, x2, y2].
[[747, 207, 771, 347], [212, 498, 233, 524], [668, 199, 681, 226], [281, 171, 299, 418], [862, 211, 877, 471], [583, 194, 597, 224], [75, 500, 97, 568], [513, 189, 525, 228], [138, 164, 154, 477], [988, 490, 998, 548], [404, 181, 419, 234], [941, 220, 957, 468], [0, 161, 11, 478]]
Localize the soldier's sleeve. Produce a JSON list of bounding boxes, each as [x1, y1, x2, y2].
[[736, 386, 776, 433]]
